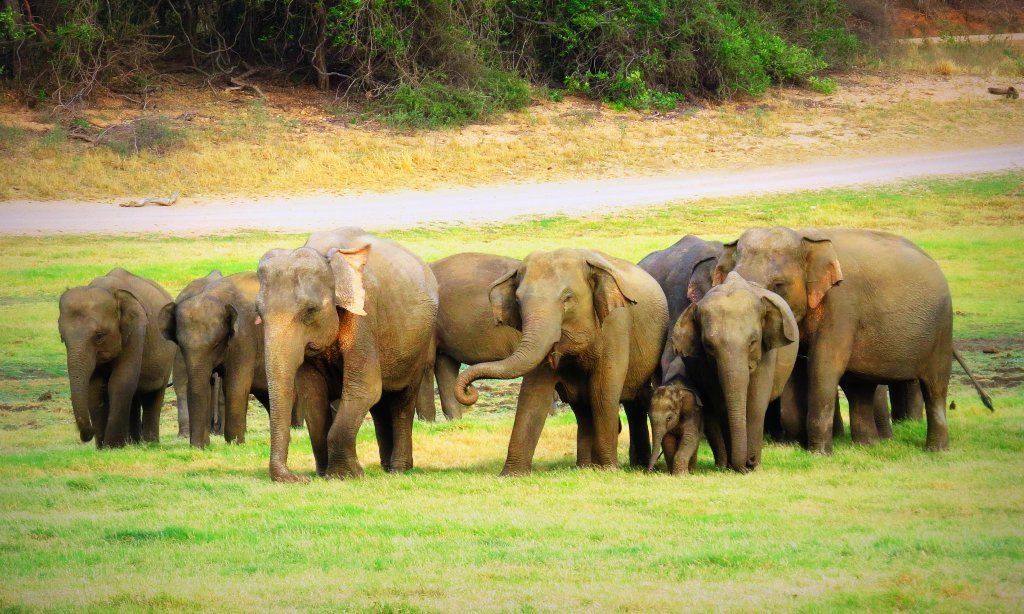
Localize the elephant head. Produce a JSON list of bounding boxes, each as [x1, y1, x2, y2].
[[647, 379, 701, 471], [158, 289, 239, 448], [57, 285, 145, 442], [255, 245, 369, 440], [454, 249, 634, 404], [672, 272, 798, 472], [713, 227, 843, 323]]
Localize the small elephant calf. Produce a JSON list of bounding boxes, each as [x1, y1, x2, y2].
[[648, 377, 710, 475]]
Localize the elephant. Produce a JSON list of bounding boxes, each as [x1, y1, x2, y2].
[[159, 270, 300, 448], [646, 376, 726, 475], [637, 235, 723, 378], [415, 252, 522, 421], [671, 272, 799, 472], [257, 227, 438, 482], [57, 268, 177, 448], [454, 248, 668, 475], [714, 227, 993, 454]]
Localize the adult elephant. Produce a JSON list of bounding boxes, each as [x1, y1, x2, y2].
[[258, 228, 438, 481], [715, 227, 992, 454], [454, 248, 668, 475], [668, 272, 799, 472], [160, 270, 300, 448], [417, 252, 522, 421], [637, 235, 723, 378], [57, 268, 177, 448]]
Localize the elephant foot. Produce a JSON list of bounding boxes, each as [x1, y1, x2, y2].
[[499, 466, 531, 477], [806, 441, 833, 456], [386, 459, 412, 473], [324, 463, 364, 479], [270, 464, 310, 483], [925, 439, 950, 452]]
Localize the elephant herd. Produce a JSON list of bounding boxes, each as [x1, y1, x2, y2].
[[56, 226, 993, 480]]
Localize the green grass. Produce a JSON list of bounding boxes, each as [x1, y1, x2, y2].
[[1, 173, 1023, 611]]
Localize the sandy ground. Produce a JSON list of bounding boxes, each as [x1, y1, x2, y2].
[[2, 144, 1021, 235]]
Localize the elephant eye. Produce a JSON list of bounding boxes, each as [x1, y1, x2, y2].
[[769, 280, 787, 294], [302, 306, 319, 321], [94, 331, 107, 342]]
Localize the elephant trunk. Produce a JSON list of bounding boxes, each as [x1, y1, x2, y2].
[[719, 361, 750, 473], [455, 313, 561, 405], [264, 323, 305, 478], [67, 347, 96, 442], [186, 359, 214, 449], [648, 420, 666, 471]]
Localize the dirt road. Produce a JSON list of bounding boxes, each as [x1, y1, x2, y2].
[[3, 144, 1022, 235]]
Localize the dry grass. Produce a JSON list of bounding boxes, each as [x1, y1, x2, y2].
[[1, 72, 1023, 201]]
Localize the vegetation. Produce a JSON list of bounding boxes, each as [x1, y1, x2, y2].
[[1, 174, 1022, 609], [0, 0, 864, 123]]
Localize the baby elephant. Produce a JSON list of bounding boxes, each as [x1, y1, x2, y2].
[[672, 272, 798, 472], [647, 378, 712, 475], [58, 268, 177, 448]]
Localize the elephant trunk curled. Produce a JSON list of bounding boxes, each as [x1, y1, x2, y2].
[[454, 314, 561, 405], [67, 347, 96, 443]]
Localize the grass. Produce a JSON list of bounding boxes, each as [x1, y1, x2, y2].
[[889, 36, 1024, 77], [1, 174, 1023, 610], [1, 71, 1024, 201]]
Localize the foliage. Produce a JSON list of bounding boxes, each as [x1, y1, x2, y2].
[[0, 0, 868, 119]]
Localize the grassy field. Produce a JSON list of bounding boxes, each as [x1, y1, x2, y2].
[[1, 174, 1023, 611]]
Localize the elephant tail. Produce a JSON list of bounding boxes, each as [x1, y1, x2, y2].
[[953, 348, 994, 411]]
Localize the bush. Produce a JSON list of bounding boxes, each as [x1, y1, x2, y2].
[[380, 70, 531, 128]]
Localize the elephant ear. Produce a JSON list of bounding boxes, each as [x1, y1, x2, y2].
[[801, 231, 843, 310], [585, 252, 636, 323], [158, 301, 177, 343], [687, 255, 718, 304], [113, 289, 146, 342], [671, 304, 701, 359], [761, 291, 799, 351], [224, 304, 239, 341], [327, 244, 370, 316], [488, 268, 521, 330], [712, 240, 737, 286]]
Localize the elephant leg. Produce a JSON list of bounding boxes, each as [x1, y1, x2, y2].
[[745, 362, 776, 470], [210, 374, 224, 436], [435, 354, 464, 420], [88, 374, 109, 449], [103, 353, 144, 448], [139, 388, 163, 443], [128, 396, 143, 444], [325, 346, 383, 479], [588, 319, 631, 469], [806, 335, 852, 455], [890, 380, 925, 422], [415, 366, 437, 423], [873, 385, 893, 440], [705, 416, 727, 468], [833, 400, 845, 438], [369, 403, 394, 473], [843, 382, 880, 446], [763, 399, 784, 442], [173, 352, 189, 439], [222, 365, 255, 444], [570, 400, 594, 468], [779, 370, 806, 444], [385, 385, 417, 473], [919, 354, 951, 452], [501, 363, 558, 476], [662, 433, 680, 474], [296, 366, 329, 476], [623, 397, 651, 469]]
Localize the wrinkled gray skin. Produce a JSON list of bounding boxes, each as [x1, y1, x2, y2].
[[258, 228, 438, 482], [415, 253, 522, 421], [672, 272, 798, 472], [160, 271, 301, 448], [716, 227, 991, 454], [647, 378, 723, 475], [58, 269, 176, 448], [637, 235, 724, 379], [454, 248, 668, 475]]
